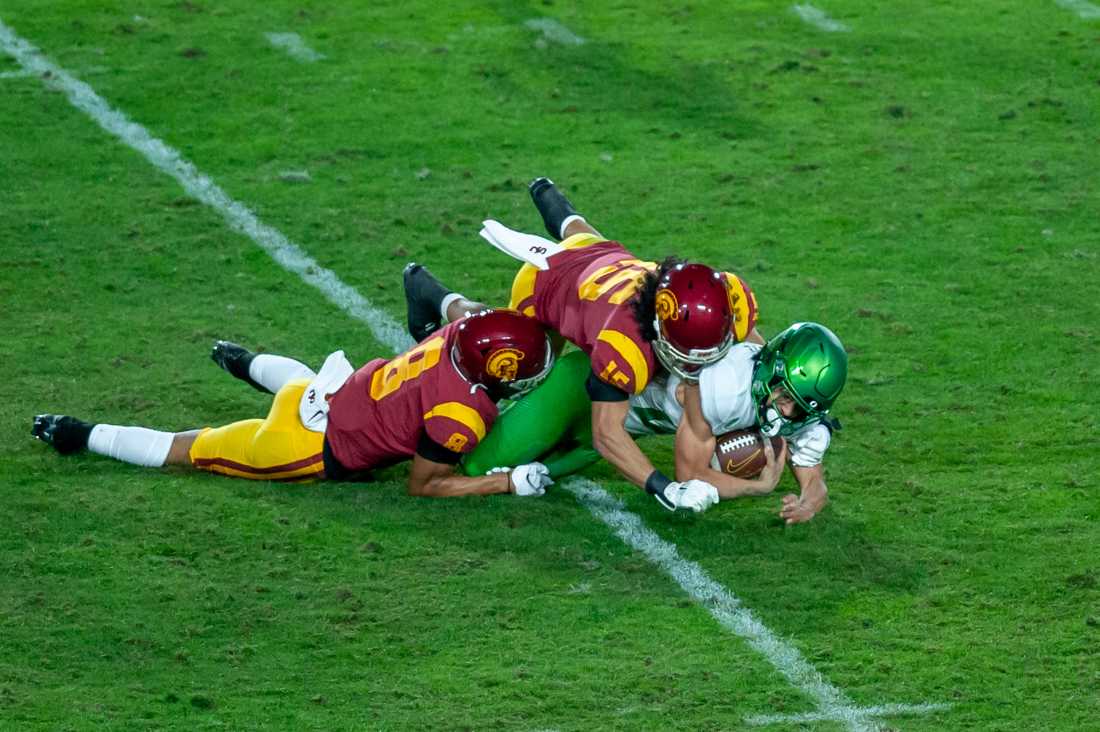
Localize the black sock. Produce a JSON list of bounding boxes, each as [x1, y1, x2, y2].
[[225, 351, 257, 383], [529, 177, 581, 241]]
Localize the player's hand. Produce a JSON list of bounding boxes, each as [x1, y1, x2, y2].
[[779, 493, 816, 524], [678, 479, 719, 513], [756, 436, 787, 493], [508, 462, 553, 497], [654, 479, 719, 513]]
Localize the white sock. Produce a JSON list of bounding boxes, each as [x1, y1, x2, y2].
[[87, 424, 175, 467], [559, 214, 587, 239], [440, 292, 467, 324], [248, 354, 315, 392]]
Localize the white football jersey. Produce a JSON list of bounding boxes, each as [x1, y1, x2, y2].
[[625, 342, 831, 468]]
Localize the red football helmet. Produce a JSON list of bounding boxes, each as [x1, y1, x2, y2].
[[651, 262, 734, 381], [454, 309, 554, 399]]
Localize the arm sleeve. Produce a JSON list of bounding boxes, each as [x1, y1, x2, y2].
[[415, 431, 463, 465], [586, 370, 629, 402], [788, 424, 831, 468]]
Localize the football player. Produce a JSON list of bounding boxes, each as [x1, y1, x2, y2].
[[630, 321, 847, 524], [404, 177, 762, 513], [460, 322, 848, 524], [31, 309, 560, 498]]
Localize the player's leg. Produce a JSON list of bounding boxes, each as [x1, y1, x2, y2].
[[539, 437, 599, 480], [211, 340, 315, 394], [403, 262, 490, 340], [535, 359, 598, 479], [32, 413, 194, 469], [188, 378, 324, 481], [529, 177, 603, 241], [461, 350, 595, 477], [33, 380, 323, 480], [166, 430, 202, 464]]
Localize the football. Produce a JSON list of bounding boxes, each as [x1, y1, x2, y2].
[[710, 428, 785, 478]]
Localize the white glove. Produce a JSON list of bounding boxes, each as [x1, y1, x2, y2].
[[677, 479, 720, 513], [656, 479, 719, 513], [489, 463, 553, 497]]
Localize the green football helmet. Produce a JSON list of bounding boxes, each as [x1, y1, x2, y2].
[[750, 322, 848, 437]]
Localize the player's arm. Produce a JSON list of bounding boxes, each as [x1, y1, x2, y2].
[[588, 376, 717, 513], [407, 453, 511, 497], [586, 371, 674, 490], [779, 463, 828, 524], [407, 433, 549, 498], [674, 383, 786, 499], [590, 395, 656, 488]]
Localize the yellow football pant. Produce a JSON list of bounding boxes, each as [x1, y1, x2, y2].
[[189, 378, 325, 481]]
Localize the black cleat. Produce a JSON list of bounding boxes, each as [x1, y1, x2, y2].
[[211, 340, 270, 393], [529, 177, 581, 241], [32, 414, 93, 455], [403, 262, 451, 342]]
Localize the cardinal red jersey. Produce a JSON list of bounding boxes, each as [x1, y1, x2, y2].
[[509, 234, 658, 395], [325, 320, 498, 471]]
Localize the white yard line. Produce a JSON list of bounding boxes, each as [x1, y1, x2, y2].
[[0, 18, 948, 730], [791, 4, 850, 32], [566, 479, 949, 731], [745, 702, 953, 727], [1055, 0, 1100, 19], [2, 65, 107, 79], [524, 18, 586, 46], [0, 19, 409, 354], [264, 32, 325, 63]]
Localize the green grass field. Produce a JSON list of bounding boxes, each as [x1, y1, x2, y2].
[[2, 2, 1098, 729]]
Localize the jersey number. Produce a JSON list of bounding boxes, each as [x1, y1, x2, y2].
[[370, 336, 445, 400], [600, 359, 632, 388], [442, 433, 468, 451], [577, 259, 656, 305]]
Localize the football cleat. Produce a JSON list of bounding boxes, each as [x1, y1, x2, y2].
[[31, 414, 93, 455], [529, 177, 581, 241], [403, 262, 451, 342], [211, 340, 270, 393]]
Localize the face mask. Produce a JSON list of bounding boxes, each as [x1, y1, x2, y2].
[[760, 407, 783, 437]]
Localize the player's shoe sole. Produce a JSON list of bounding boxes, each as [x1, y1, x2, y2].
[[529, 177, 581, 241], [403, 263, 450, 342], [211, 340, 270, 393], [31, 414, 93, 455]]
